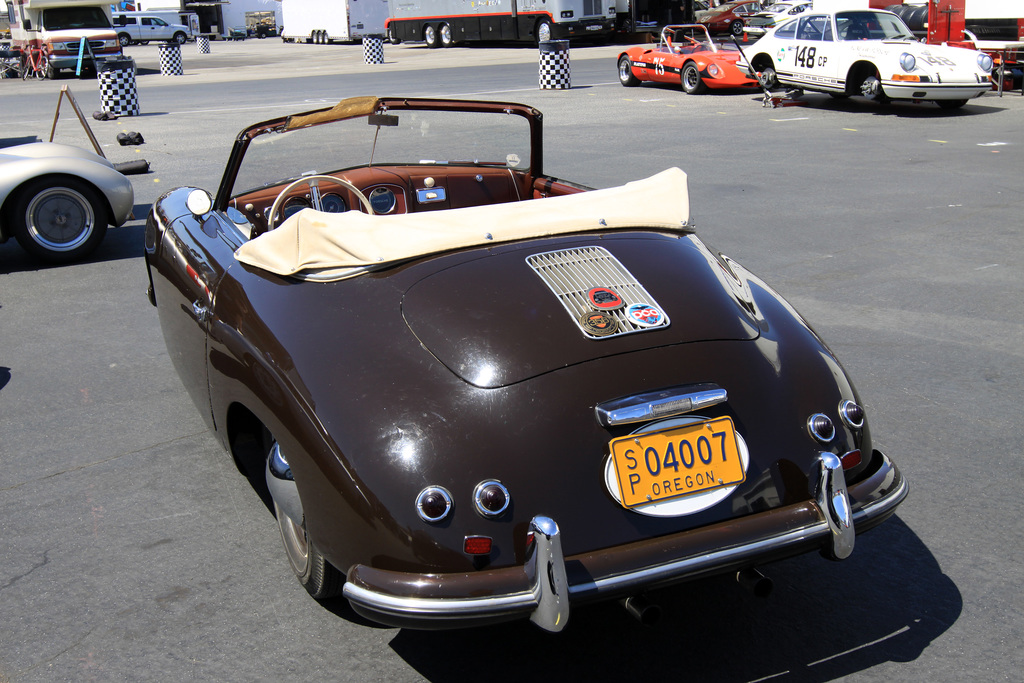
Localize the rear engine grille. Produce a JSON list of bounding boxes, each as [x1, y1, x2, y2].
[[527, 246, 670, 339]]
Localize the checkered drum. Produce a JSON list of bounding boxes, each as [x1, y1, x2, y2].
[[197, 36, 210, 54], [158, 42, 183, 76], [363, 35, 384, 65], [98, 59, 140, 117], [538, 40, 570, 90]]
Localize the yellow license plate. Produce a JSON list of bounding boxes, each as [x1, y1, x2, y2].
[[609, 417, 745, 508]]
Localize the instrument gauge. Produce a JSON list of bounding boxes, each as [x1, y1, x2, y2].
[[320, 193, 347, 213], [369, 187, 397, 214]]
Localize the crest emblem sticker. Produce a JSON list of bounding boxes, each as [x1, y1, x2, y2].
[[579, 311, 619, 337], [626, 303, 665, 328], [587, 287, 625, 310]]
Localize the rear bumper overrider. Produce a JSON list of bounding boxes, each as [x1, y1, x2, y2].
[[343, 450, 907, 631]]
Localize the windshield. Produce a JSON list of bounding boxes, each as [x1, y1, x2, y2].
[[42, 7, 111, 30], [233, 106, 533, 198], [836, 11, 915, 41]]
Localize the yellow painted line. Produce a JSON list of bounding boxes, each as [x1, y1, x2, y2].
[[929, 139, 947, 144], [842, 128, 857, 131]]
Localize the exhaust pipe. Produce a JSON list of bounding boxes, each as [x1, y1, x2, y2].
[[736, 567, 773, 598], [620, 594, 662, 626]]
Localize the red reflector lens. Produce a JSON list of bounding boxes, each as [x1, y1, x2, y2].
[[464, 536, 492, 555], [841, 449, 862, 470]]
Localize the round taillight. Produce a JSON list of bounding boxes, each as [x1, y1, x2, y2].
[[807, 413, 835, 443], [473, 480, 510, 518], [839, 400, 865, 429], [415, 486, 452, 523]]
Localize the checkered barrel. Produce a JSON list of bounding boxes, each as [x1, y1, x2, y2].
[[158, 42, 183, 76], [362, 35, 384, 65], [538, 40, 571, 90], [98, 57, 140, 116]]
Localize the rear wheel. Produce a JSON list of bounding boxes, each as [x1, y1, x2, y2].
[[730, 20, 744, 37], [424, 24, 440, 48], [681, 62, 707, 94], [439, 22, 453, 47], [618, 55, 639, 86], [268, 440, 344, 599], [758, 63, 778, 89], [173, 32, 187, 44]]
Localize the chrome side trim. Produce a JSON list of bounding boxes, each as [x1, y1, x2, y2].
[[816, 452, 854, 560], [525, 516, 569, 632], [595, 383, 727, 427]]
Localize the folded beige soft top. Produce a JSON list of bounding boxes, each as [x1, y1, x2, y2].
[[234, 167, 690, 282]]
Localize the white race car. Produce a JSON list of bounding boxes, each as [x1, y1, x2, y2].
[[746, 8, 993, 108], [743, 1, 811, 39]]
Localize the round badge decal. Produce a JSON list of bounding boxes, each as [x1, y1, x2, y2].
[[626, 303, 665, 328], [579, 311, 619, 337], [587, 287, 625, 310]]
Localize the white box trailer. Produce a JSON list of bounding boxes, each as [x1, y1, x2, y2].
[[281, 0, 389, 44]]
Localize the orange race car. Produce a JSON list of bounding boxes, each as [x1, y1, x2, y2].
[[618, 24, 759, 95]]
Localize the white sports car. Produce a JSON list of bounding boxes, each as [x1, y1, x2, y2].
[[0, 143, 134, 262], [743, 1, 810, 39], [746, 8, 993, 108]]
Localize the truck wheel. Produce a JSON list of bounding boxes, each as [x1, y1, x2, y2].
[[536, 19, 552, 44], [424, 24, 440, 48], [118, 33, 131, 47], [10, 176, 108, 263], [173, 32, 187, 44], [440, 22, 454, 47]]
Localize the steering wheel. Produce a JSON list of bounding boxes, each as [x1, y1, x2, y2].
[[266, 174, 374, 229]]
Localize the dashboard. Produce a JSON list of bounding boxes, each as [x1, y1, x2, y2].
[[229, 166, 527, 237]]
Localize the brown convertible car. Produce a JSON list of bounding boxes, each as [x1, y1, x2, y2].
[[144, 96, 907, 631]]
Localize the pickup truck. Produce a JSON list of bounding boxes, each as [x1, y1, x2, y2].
[[112, 14, 190, 46]]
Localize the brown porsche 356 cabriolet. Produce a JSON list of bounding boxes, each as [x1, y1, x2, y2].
[[144, 96, 907, 631]]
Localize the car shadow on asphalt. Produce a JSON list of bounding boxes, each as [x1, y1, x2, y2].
[[754, 92, 1009, 118], [386, 515, 960, 681], [0, 213, 147, 273]]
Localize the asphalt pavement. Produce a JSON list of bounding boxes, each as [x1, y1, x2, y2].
[[1, 37, 1023, 682]]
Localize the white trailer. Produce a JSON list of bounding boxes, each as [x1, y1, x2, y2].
[[386, 0, 615, 46], [281, 0, 389, 44]]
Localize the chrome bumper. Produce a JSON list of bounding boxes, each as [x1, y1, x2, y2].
[[343, 451, 907, 632]]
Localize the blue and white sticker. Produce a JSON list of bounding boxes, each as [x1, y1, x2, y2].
[[626, 303, 665, 328]]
